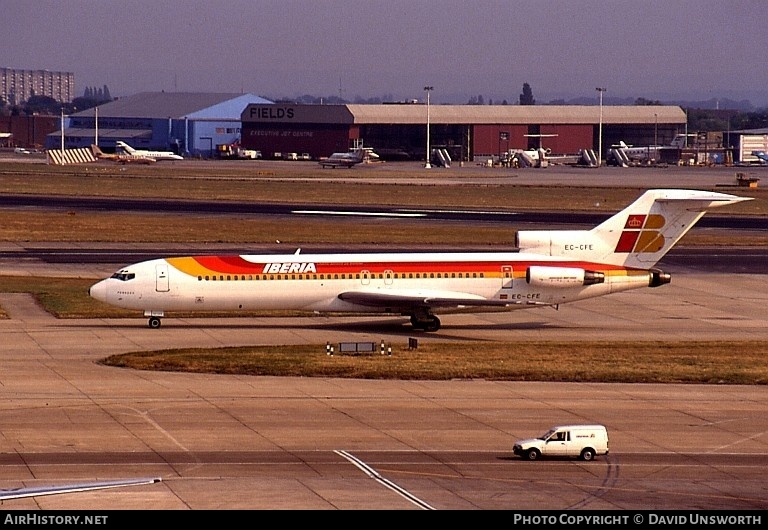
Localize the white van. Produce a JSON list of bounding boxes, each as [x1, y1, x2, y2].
[[513, 424, 609, 461]]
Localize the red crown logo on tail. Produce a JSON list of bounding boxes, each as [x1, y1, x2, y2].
[[615, 214, 666, 253]]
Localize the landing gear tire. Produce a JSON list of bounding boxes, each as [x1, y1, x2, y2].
[[410, 314, 441, 332], [148, 316, 162, 329]]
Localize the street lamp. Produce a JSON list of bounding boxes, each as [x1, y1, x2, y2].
[[424, 86, 433, 168], [60, 107, 65, 165], [596, 87, 606, 167]]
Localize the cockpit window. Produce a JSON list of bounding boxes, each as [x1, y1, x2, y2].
[[110, 271, 135, 281]]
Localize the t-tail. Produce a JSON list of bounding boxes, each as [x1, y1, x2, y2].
[[516, 189, 752, 268], [115, 141, 136, 155]]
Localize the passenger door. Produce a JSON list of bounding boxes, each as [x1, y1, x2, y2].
[[501, 265, 513, 289], [543, 430, 569, 456], [155, 263, 169, 292]]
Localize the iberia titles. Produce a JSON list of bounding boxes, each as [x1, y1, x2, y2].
[[262, 262, 317, 274]]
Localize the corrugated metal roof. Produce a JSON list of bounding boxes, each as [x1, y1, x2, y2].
[[345, 104, 686, 125], [731, 128, 768, 134], [73, 92, 272, 119], [56, 128, 151, 140]]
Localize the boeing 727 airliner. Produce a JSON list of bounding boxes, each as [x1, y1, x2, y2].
[[89, 189, 751, 331]]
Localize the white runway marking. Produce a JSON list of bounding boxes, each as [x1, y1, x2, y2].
[[292, 210, 426, 217], [335, 450, 435, 510]]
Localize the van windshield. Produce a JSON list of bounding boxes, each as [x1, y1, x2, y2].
[[540, 429, 557, 440]]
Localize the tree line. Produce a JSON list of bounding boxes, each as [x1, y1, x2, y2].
[[0, 85, 113, 116]]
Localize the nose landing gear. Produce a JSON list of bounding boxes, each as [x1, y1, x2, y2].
[[144, 311, 165, 329]]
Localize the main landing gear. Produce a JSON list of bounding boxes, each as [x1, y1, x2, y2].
[[410, 314, 441, 332], [147, 316, 162, 329]]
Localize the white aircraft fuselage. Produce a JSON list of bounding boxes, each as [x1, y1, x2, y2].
[[89, 189, 751, 331], [115, 141, 183, 161]]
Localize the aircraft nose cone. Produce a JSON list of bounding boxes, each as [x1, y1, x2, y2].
[[89, 280, 107, 302]]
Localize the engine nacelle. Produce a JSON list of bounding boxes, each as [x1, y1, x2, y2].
[[526, 266, 605, 287], [649, 268, 671, 287]]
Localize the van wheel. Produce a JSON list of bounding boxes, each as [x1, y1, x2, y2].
[[526, 449, 540, 461], [580, 448, 595, 461]]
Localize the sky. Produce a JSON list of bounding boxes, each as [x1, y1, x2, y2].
[[2, 0, 766, 107]]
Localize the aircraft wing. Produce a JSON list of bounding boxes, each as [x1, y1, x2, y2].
[[0, 477, 161, 501], [338, 288, 529, 311]]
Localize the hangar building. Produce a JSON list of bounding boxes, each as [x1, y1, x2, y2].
[[47, 92, 272, 156], [728, 128, 768, 164], [240, 103, 687, 162]]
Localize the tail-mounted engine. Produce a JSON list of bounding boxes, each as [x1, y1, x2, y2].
[[526, 266, 605, 287], [649, 268, 671, 287]]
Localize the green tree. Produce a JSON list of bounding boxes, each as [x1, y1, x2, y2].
[[731, 110, 768, 130], [519, 83, 535, 105], [24, 95, 60, 115], [686, 109, 730, 132]]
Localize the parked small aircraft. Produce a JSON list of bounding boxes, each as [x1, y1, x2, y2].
[[115, 141, 183, 161], [318, 147, 377, 168], [612, 135, 695, 164], [752, 150, 768, 165], [89, 189, 751, 332], [91, 144, 156, 164], [614, 141, 662, 163]]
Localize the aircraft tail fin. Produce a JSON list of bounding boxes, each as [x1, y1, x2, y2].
[[116, 141, 136, 155], [351, 148, 365, 162], [516, 189, 752, 268]]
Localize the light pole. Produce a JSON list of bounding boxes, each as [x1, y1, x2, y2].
[[424, 86, 433, 168], [596, 87, 606, 167], [60, 107, 65, 165]]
